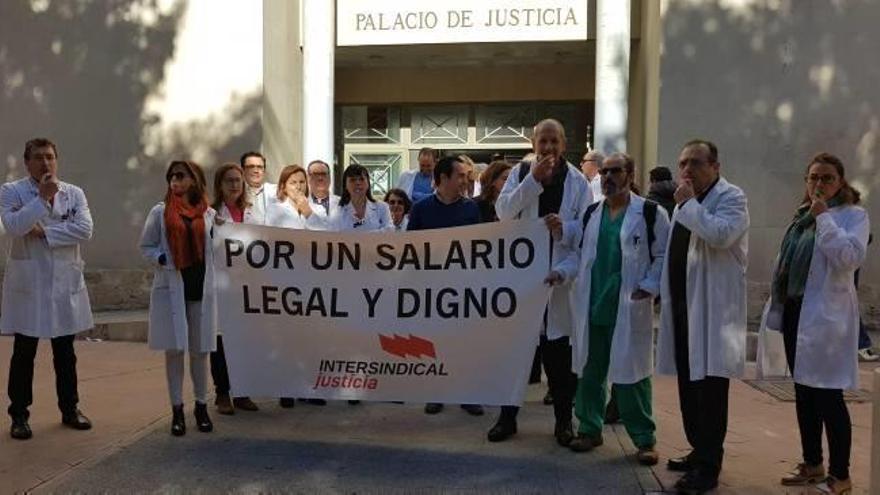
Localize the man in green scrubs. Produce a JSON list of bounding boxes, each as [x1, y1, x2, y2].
[[547, 152, 664, 465]]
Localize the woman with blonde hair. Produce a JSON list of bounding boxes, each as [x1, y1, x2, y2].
[[208, 163, 259, 415], [266, 164, 320, 229]]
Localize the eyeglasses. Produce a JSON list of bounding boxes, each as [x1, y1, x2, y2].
[[581, 159, 598, 164], [598, 166, 625, 176], [806, 174, 838, 184], [309, 172, 329, 178], [244, 164, 265, 170], [679, 158, 713, 169]]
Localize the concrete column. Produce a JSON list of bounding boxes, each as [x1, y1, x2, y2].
[[594, 0, 631, 154], [302, 0, 335, 172], [262, 0, 303, 181]]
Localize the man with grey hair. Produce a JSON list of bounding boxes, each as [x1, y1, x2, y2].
[[580, 150, 605, 202], [489, 119, 592, 445]]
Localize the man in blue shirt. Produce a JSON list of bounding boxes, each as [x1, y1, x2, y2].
[[407, 156, 482, 415], [397, 147, 436, 203]]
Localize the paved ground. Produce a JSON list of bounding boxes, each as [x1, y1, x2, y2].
[[0, 338, 876, 494]]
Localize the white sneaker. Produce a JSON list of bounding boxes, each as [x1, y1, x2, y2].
[[858, 347, 880, 362]]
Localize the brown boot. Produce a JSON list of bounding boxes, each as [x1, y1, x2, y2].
[[636, 446, 659, 466], [816, 476, 852, 494], [215, 394, 234, 415], [780, 463, 825, 486], [568, 433, 603, 452], [233, 397, 259, 411]]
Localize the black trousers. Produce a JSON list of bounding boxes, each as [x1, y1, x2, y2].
[[500, 336, 577, 425], [782, 298, 851, 480], [209, 335, 231, 396], [7, 333, 79, 420], [673, 304, 729, 478]]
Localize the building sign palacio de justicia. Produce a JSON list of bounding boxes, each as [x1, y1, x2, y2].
[[336, 0, 588, 46]]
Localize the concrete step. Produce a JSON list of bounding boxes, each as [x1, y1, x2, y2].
[[83, 310, 148, 342]]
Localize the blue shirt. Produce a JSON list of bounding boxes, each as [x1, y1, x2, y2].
[[407, 194, 481, 231], [411, 173, 434, 203]]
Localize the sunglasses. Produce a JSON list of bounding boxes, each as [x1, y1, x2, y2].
[[806, 174, 837, 184]]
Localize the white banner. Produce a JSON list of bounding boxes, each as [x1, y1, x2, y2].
[[336, 0, 588, 46], [214, 219, 551, 406]]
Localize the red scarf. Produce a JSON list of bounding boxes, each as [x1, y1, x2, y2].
[[164, 193, 208, 269]]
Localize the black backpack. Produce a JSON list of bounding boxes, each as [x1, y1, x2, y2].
[[579, 199, 659, 263]]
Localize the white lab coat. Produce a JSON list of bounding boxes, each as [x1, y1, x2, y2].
[[0, 178, 94, 338], [265, 199, 325, 230], [329, 201, 393, 232], [396, 170, 418, 198], [216, 203, 259, 225], [245, 182, 277, 225], [588, 175, 604, 203], [306, 194, 341, 231], [495, 160, 592, 340], [555, 194, 670, 383], [656, 177, 750, 380], [756, 205, 868, 390], [139, 203, 217, 352]]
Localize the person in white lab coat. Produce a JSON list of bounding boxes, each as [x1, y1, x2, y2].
[[140, 160, 217, 437], [487, 118, 592, 445], [240, 151, 277, 225], [208, 163, 260, 415], [760, 153, 867, 495], [383, 188, 411, 232], [266, 164, 323, 230], [1, 138, 94, 440], [655, 140, 750, 494], [395, 147, 436, 203], [547, 152, 668, 466], [330, 164, 393, 233], [306, 160, 340, 231], [579, 150, 605, 203]]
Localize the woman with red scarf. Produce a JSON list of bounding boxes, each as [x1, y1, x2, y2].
[[140, 160, 217, 437]]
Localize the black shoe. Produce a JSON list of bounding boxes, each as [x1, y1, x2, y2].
[[348, 400, 361, 405], [279, 397, 296, 408], [487, 419, 517, 442], [667, 453, 694, 472], [554, 421, 574, 446], [674, 469, 719, 494], [424, 403, 444, 414], [306, 398, 327, 406], [194, 402, 213, 433], [61, 409, 92, 430], [460, 404, 484, 416], [10, 417, 32, 440], [543, 391, 553, 405], [171, 405, 186, 437], [604, 397, 620, 424]]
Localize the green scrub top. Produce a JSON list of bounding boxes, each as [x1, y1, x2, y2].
[[589, 204, 625, 327]]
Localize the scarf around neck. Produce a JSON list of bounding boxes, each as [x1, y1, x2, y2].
[[164, 193, 208, 269], [772, 195, 842, 301]]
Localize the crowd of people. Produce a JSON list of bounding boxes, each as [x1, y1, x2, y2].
[[0, 120, 871, 494]]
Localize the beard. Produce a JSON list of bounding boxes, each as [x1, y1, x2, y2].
[[602, 181, 620, 196]]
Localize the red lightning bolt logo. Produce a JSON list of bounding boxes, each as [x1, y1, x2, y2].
[[378, 334, 437, 359]]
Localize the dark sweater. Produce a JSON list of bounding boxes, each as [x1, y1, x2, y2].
[[407, 194, 481, 230]]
